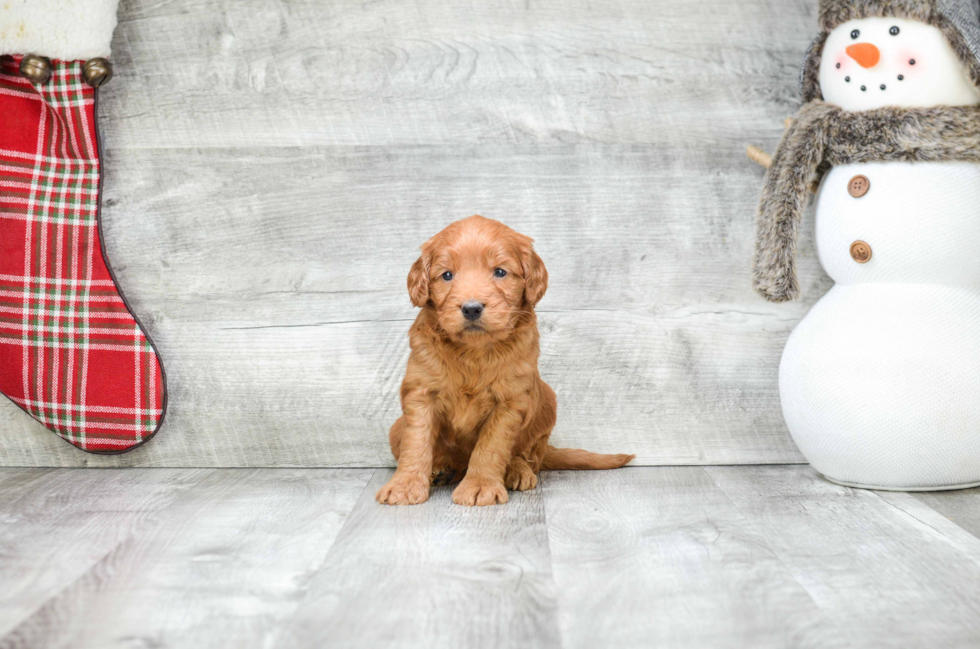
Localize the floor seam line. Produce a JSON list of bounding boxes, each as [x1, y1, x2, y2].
[[267, 467, 381, 649]]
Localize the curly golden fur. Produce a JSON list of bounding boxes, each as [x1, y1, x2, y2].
[[376, 215, 634, 507]]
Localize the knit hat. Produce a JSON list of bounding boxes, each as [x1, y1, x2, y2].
[[800, 0, 980, 102]]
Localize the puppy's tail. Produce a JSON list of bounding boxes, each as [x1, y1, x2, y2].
[[541, 446, 634, 471]]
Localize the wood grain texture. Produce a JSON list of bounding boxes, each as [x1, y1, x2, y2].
[[277, 469, 561, 649], [5, 467, 980, 647], [706, 465, 980, 649], [911, 487, 980, 539], [542, 467, 846, 649], [0, 468, 211, 637], [0, 468, 371, 649], [0, 0, 826, 466]]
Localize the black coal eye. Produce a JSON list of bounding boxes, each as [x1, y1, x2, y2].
[[442, 271, 453, 281], [493, 268, 507, 278], [851, 29, 860, 39], [890, 26, 900, 36]]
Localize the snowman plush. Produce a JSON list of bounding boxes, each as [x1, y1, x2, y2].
[[753, 0, 980, 490]]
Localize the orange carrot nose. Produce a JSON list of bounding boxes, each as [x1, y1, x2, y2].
[[846, 42, 880, 68]]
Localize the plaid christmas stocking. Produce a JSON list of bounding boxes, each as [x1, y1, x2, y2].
[[0, 1, 167, 453]]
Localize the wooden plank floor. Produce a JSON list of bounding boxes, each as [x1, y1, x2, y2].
[[3, 466, 980, 648]]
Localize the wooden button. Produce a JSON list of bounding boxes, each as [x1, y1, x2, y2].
[[848, 175, 870, 198], [850, 240, 872, 263]]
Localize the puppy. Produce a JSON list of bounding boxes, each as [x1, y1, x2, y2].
[[377, 215, 634, 507]]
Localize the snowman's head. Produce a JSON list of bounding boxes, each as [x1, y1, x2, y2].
[[819, 17, 980, 110], [801, 0, 980, 110]]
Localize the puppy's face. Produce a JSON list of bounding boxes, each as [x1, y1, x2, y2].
[[408, 216, 547, 342]]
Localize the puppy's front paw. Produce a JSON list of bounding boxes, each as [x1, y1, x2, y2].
[[376, 473, 430, 506], [452, 477, 508, 506]]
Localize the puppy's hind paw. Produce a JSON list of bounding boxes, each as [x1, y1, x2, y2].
[[504, 460, 538, 491], [452, 477, 508, 506], [376, 473, 430, 506], [431, 466, 461, 486]]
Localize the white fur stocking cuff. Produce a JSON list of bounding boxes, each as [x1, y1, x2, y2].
[[0, 0, 119, 60]]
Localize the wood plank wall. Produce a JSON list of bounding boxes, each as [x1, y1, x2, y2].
[[0, 0, 829, 467]]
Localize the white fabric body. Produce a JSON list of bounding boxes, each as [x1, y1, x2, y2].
[[0, 0, 119, 60], [815, 162, 980, 285], [819, 17, 980, 111], [781, 161, 980, 489]]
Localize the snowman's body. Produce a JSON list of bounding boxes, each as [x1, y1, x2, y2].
[[780, 161, 980, 489], [777, 17, 980, 489]]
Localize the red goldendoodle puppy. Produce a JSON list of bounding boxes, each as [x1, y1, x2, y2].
[[377, 215, 634, 507]]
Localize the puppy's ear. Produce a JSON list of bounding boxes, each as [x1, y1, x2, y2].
[[407, 256, 430, 307], [523, 247, 548, 307]]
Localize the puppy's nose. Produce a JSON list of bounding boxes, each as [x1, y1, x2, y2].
[[461, 301, 484, 321]]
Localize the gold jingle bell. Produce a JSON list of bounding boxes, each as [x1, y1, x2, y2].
[[82, 58, 113, 88], [19, 54, 52, 84]]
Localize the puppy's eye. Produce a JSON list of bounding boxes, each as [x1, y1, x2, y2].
[[442, 271, 453, 281], [890, 26, 900, 36], [851, 29, 860, 39], [493, 268, 507, 278]]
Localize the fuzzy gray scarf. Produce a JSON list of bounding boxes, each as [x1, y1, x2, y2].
[[753, 100, 980, 302]]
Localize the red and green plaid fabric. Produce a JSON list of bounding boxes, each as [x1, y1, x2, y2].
[[0, 55, 166, 453]]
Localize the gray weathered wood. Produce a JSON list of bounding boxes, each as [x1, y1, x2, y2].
[[276, 469, 561, 649], [875, 491, 980, 566], [0, 468, 211, 637], [541, 467, 847, 649], [0, 0, 824, 466], [911, 487, 980, 539], [5, 467, 980, 647], [706, 465, 980, 649], [0, 468, 371, 649], [0, 469, 58, 507]]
